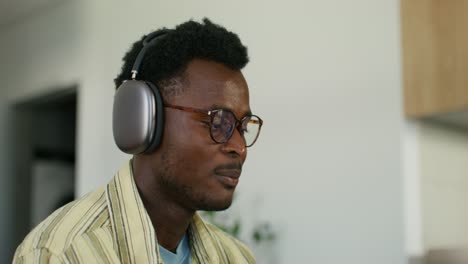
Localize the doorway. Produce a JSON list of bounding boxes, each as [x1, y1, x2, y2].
[[12, 87, 77, 247]]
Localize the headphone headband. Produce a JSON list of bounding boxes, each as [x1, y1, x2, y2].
[[131, 29, 171, 80]]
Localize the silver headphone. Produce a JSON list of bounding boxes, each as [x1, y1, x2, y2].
[[113, 30, 169, 154]]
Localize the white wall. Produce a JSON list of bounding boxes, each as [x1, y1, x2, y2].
[[0, 0, 406, 263], [403, 121, 424, 257], [403, 121, 468, 259], [419, 122, 468, 250], [1, 2, 83, 101]]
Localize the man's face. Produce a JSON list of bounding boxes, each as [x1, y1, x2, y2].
[[154, 59, 250, 211]]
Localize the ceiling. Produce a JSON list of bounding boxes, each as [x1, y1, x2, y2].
[[0, 0, 64, 28]]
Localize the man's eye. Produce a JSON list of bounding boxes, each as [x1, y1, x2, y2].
[[200, 120, 211, 127], [212, 122, 222, 129]]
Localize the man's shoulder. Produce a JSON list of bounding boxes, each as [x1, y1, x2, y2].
[[202, 221, 256, 262], [14, 186, 111, 260]]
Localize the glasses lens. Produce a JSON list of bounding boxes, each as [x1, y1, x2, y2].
[[211, 110, 262, 147], [211, 110, 236, 144], [242, 115, 261, 147]]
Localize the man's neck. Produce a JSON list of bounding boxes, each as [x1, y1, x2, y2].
[[132, 157, 194, 253]]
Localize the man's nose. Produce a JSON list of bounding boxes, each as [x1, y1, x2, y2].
[[221, 129, 246, 158]]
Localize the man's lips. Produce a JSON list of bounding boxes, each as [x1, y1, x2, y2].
[[214, 168, 241, 178], [214, 163, 242, 187]]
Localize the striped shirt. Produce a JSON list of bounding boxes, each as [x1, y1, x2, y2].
[[13, 160, 256, 263]]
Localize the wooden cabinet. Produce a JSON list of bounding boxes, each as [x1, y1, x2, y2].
[[401, 0, 468, 118]]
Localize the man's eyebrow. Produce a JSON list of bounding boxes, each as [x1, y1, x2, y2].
[[208, 104, 225, 110], [208, 104, 252, 117]]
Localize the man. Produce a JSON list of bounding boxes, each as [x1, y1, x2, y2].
[[13, 18, 262, 263]]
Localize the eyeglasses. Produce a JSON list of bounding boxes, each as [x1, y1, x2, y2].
[[165, 103, 263, 147]]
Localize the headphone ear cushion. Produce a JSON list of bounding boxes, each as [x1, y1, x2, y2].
[[143, 81, 164, 154], [112, 80, 164, 154]]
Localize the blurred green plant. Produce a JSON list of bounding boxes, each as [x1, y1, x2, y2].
[[202, 211, 241, 238], [201, 210, 275, 245], [252, 223, 275, 244]]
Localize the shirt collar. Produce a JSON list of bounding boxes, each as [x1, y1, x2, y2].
[[106, 160, 161, 264]]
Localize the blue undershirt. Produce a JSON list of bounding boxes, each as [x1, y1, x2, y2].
[[158, 233, 191, 264]]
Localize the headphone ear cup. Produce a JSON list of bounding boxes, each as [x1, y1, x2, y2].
[[112, 80, 164, 154]]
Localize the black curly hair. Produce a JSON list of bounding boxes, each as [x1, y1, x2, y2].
[[114, 18, 249, 99]]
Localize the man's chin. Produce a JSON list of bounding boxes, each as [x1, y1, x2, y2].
[[197, 197, 233, 211]]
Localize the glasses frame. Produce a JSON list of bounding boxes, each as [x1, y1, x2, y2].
[[165, 103, 263, 147]]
